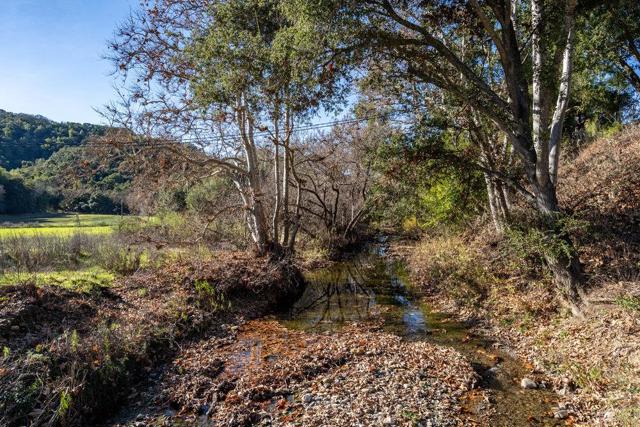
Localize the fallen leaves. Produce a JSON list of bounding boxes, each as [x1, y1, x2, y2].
[[155, 319, 480, 426]]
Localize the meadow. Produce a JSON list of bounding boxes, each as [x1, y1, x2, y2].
[[0, 213, 138, 289], [0, 213, 122, 237]]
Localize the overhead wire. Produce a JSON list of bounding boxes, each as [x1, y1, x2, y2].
[[0, 112, 405, 150]]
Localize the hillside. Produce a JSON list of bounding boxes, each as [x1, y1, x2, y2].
[[0, 109, 107, 170], [559, 126, 640, 279], [401, 126, 640, 425]]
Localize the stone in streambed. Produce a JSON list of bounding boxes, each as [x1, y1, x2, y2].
[[520, 378, 537, 389], [554, 409, 569, 419]]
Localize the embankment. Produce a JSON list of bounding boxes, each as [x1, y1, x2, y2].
[[395, 127, 640, 426], [0, 252, 303, 426]]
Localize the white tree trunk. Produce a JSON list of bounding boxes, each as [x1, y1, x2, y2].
[[548, 0, 577, 186], [237, 97, 271, 255], [484, 173, 504, 233]]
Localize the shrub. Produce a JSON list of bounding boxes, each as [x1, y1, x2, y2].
[[503, 212, 589, 266], [95, 239, 143, 275], [411, 233, 490, 306], [0, 233, 103, 273]]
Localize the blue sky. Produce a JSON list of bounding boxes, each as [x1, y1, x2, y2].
[[0, 0, 135, 124]]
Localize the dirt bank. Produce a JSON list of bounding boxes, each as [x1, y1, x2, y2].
[[394, 128, 640, 426], [0, 252, 302, 427]]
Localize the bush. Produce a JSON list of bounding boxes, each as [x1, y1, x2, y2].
[[411, 233, 490, 306], [118, 211, 246, 249], [0, 233, 146, 277], [60, 192, 121, 214], [0, 233, 102, 273], [503, 212, 589, 265], [95, 240, 143, 275]]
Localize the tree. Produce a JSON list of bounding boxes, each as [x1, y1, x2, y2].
[[293, 122, 381, 247], [0, 109, 107, 169], [578, 1, 640, 96], [106, 0, 340, 256], [286, 0, 589, 313]]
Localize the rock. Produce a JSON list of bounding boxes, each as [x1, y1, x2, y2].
[[303, 393, 313, 404], [554, 409, 569, 419], [520, 378, 537, 389], [382, 416, 394, 425], [10, 325, 19, 331], [604, 410, 615, 422], [135, 413, 144, 421]]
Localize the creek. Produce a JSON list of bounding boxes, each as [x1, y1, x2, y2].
[[234, 244, 561, 426]]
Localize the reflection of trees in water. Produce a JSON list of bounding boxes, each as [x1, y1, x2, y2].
[[291, 259, 379, 327]]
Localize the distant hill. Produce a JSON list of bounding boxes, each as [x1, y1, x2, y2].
[[0, 109, 108, 169]]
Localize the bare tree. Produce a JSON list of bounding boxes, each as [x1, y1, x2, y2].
[[292, 123, 381, 246]]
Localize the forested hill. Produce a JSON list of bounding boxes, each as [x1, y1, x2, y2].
[[0, 109, 107, 169]]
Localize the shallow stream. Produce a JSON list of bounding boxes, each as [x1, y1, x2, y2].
[[239, 245, 561, 426]]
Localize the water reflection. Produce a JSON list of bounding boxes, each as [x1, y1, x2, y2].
[[280, 254, 426, 336], [277, 247, 561, 426]]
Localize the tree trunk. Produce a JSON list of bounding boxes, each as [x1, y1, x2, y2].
[[544, 246, 587, 318], [237, 99, 273, 257], [272, 130, 281, 245], [534, 187, 588, 316], [494, 180, 510, 223], [484, 172, 504, 233]]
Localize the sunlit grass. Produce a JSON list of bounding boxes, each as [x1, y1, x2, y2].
[[0, 213, 133, 238], [0, 226, 113, 238], [0, 213, 125, 228], [0, 268, 115, 293]]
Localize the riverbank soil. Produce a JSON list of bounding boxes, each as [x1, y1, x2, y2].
[[0, 252, 301, 426], [105, 254, 487, 426], [398, 128, 640, 426], [108, 252, 569, 427]]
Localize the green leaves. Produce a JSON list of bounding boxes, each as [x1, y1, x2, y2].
[[187, 0, 328, 120]]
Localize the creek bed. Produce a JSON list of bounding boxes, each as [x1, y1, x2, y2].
[[269, 248, 561, 426]]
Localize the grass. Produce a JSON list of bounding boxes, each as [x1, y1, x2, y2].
[[0, 213, 131, 238], [615, 295, 640, 312], [0, 268, 115, 293], [0, 226, 113, 238], [1, 269, 114, 293], [410, 233, 491, 308], [0, 213, 124, 228]]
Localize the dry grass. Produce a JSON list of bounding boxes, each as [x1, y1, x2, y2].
[[403, 126, 640, 426], [409, 233, 492, 312], [558, 125, 640, 285]]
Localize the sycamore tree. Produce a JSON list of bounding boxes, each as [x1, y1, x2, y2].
[[284, 0, 593, 314], [105, 0, 340, 256]]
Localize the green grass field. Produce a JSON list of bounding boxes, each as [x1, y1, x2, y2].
[[0, 213, 125, 237], [0, 268, 115, 292]]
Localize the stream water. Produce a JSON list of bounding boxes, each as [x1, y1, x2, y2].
[[271, 246, 562, 426]]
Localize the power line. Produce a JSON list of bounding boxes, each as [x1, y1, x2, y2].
[[0, 113, 401, 150]]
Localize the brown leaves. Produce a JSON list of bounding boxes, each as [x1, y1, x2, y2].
[[158, 318, 480, 426]]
